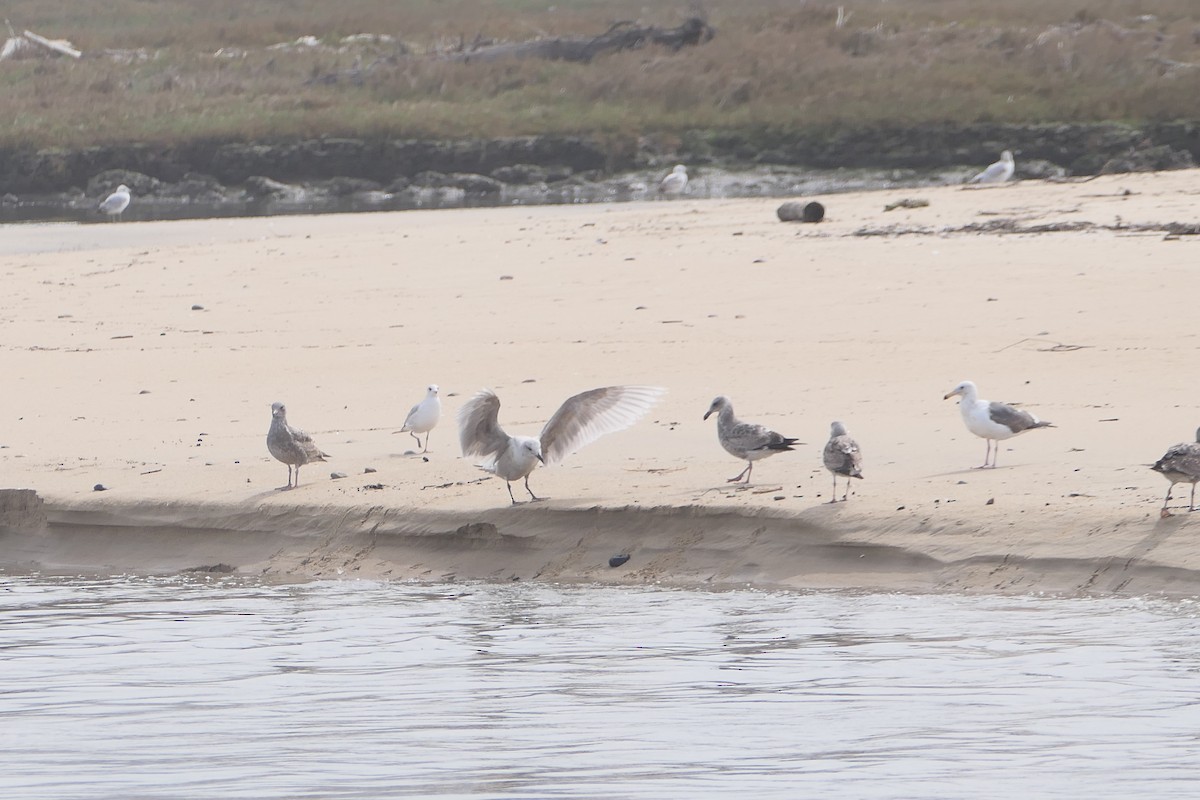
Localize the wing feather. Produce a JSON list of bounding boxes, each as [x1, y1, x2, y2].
[[457, 389, 511, 463], [540, 385, 665, 466]]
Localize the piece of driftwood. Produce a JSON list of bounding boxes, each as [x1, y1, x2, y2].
[[447, 17, 715, 64], [21, 29, 82, 59], [777, 201, 825, 223]]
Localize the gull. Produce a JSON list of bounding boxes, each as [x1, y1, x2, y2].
[[397, 384, 441, 453], [1150, 428, 1200, 518], [823, 421, 863, 502], [968, 150, 1015, 184], [943, 380, 1052, 468], [267, 402, 330, 489], [98, 184, 132, 221], [703, 396, 800, 483], [458, 385, 665, 505], [658, 164, 688, 195]]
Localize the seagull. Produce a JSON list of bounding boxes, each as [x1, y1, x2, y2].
[[658, 164, 688, 195], [397, 384, 441, 453], [458, 385, 665, 505], [98, 184, 132, 221], [1150, 428, 1200, 518], [823, 421, 863, 502], [703, 396, 800, 483], [267, 402, 330, 489], [943, 380, 1052, 468], [968, 150, 1015, 184]]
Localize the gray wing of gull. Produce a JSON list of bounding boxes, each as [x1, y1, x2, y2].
[[539, 385, 665, 466], [721, 420, 781, 457], [457, 390, 511, 466], [1156, 443, 1200, 479], [292, 425, 329, 461], [401, 401, 422, 430], [970, 162, 1006, 183], [987, 401, 1041, 433], [824, 435, 862, 476]]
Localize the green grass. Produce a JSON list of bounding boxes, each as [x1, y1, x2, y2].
[[2, 0, 1199, 149]]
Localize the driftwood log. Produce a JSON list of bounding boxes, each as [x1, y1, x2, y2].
[[448, 17, 715, 64]]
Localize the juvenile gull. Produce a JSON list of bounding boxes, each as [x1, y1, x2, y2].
[[943, 380, 1052, 468], [968, 150, 1015, 184], [458, 385, 665, 505], [703, 396, 800, 483], [98, 184, 131, 221], [1150, 427, 1200, 517], [658, 164, 688, 195], [398, 383, 441, 453], [823, 421, 863, 502], [267, 402, 330, 489]]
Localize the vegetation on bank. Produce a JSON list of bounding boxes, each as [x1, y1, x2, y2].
[[2, 0, 1199, 150]]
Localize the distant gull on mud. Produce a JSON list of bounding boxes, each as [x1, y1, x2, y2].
[[823, 421, 863, 502], [397, 384, 441, 453], [267, 402, 330, 489], [703, 396, 800, 484], [1150, 427, 1200, 517], [658, 164, 688, 195], [968, 150, 1015, 184], [98, 184, 131, 220], [458, 385, 665, 504], [943, 380, 1052, 468]]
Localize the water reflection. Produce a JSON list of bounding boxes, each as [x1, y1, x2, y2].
[[3, 575, 1200, 799]]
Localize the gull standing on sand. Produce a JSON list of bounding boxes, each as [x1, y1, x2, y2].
[[968, 150, 1015, 184], [267, 402, 330, 489], [943, 380, 1052, 468], [1150, 428, 1200, 517], [398, 384, 441, 453], [98, 184, 132, 220], [703, 396, 800, 483], [823, 421, 863, 502], [458, 385, 665, 505], [658, 164, 688, 196]]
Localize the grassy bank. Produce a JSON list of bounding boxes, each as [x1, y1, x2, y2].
[[2, 0, 1199, 149]]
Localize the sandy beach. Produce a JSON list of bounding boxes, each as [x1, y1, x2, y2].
[[1, 171, 1198, 595]]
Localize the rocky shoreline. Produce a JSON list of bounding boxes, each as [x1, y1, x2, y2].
[[1, 121, 1196, 222]]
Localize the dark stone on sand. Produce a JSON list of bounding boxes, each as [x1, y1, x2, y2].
[[93, 484, 108, 492], [609, 554, 631, 568], [330, 472, 348, 480]]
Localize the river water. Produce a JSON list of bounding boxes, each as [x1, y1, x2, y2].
[[4, 575, 1200, 799]]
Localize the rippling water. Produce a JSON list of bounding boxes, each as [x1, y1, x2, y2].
[[4, 575, 1200, 799]]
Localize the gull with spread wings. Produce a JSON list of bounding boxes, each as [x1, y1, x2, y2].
[[458, 385, 665, 504]]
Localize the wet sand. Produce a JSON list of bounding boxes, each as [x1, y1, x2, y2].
[[1, 171, 1198, 595]]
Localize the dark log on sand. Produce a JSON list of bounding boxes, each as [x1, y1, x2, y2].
[[447, 17, 715, 64]]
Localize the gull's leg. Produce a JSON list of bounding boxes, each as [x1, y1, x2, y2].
[[727, 461, 752, 483], [409, 431, 422, 449], [1190, 482, 1197, 512], [421, 432, 431, 454], [842, 479, 850, 502], [1160, 484, 1176, 518], [294, 464, 302, 487], [524, 475, 541, 501], [829, 474, 838, 503], [506, 481, 518, 505]]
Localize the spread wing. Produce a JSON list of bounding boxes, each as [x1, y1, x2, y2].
[[987, 401, 1042, 433], [539, 385, 665, 466], [457, 389, 511, 464]]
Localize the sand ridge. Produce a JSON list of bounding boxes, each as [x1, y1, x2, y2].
[[1, 171, 1198, 594]]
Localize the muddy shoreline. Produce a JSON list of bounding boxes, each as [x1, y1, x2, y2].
[[2, 121, 1196, 223]]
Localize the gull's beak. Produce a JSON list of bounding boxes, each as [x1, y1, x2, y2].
[[537, 454, 545, 464], [943, 391, 957, 400], [703, 410, 713, 420]]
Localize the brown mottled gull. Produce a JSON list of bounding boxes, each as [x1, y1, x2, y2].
[[823, 421, 863, 502], [458, 385, 665, 505], [1150, 428, 1200, 518], [943, 380, 1052, 468], [267, 402, 330, 489], [703, 396, 800, 483]]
